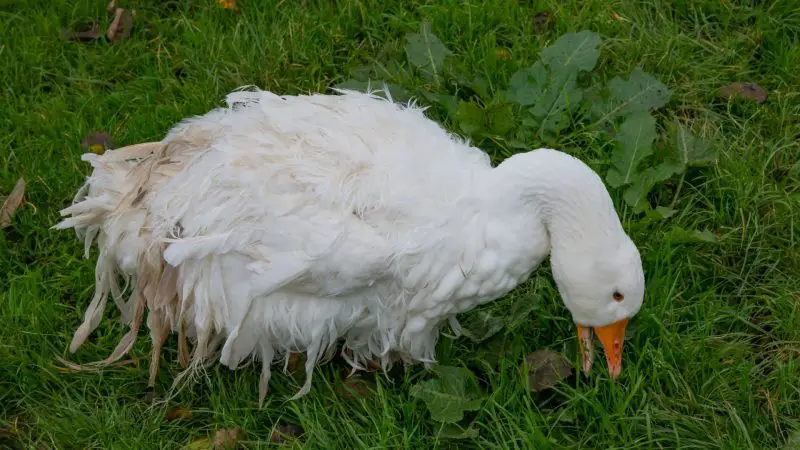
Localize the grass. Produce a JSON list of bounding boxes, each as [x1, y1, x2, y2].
[[1, 0, 800, 448]]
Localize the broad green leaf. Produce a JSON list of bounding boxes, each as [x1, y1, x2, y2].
[[606, 114, 658, 188], [506, 294, 541, 331], [486, 102, 515, 136], [528, 69, 583, 135], [438, 424, 479, 440], [458, 310, 505, 343], [405, 22, 453, 82], [539, 30, 602, 72], [450, 71, 492, 99], [471, 333, 511, 369], [455, 101, 485, 136], [622, 159, 683, 207], [333, 79, 414, 103], [671, 120, 716, 167], [666, 226, 719, 244], [603, 67, 672, 120], [505, 62, 548, 106], [419, 91, 459, 119], [645, 206, 677, 221], [410, 365, 485, 423]]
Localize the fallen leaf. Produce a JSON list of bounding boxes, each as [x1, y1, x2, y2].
[[106, 0, 116, 13], [337, 374, 376, 399], [285, 352, 303, 373], [63, 22, 102, 42], [269, 424, 303, 443], [212, 428, 245, 449], [409, 365, 485, 423], [107, 8, 133, 42], [164, 405, 193, 422], [218, 0, 238, 11], [521, 349, 572, 392], [1, 178, 25, 229], [494, 48, 512, 60], [81, 131, 113, 154], [531, 12, 552, 32], [718, 82, 767, 104]]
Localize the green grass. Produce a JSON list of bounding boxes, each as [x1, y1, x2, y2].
[[2, 0, 800, 448]]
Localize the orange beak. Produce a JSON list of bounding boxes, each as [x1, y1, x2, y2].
[[577, 318, 629, 379]]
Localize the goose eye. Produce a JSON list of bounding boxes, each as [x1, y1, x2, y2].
[[612, 291, 624, 302]]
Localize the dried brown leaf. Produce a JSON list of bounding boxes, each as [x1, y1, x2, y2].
[[212, 428, 245, 449], [270, 424, 303, 443], [521, 349, 573, 392], [532, 12, 552, 32], [1, 178, 25, 229], [718, 82, 767, 104], [107, 8, 133, 42], [286, 352, 304, 373], [337, 374, 377, 399], [81, 131, 113, 155], [218, 0, 238, 10], [494, 48, 512, 60], [164, 405, 193, 422]]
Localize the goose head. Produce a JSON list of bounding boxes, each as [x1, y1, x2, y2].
[[549, 232, 644, 378], [495, 148, 645, 379]]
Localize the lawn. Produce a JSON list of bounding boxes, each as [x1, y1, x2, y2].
[[2, 0, 800, 448]]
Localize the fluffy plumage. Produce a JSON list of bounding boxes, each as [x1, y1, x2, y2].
[[55, 87, 644, 404]]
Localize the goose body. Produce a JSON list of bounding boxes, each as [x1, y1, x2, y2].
[[56, 88, 645, 403]]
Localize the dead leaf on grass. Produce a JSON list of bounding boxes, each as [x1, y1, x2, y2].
[[285, 352, 304, 373], [337, 373, 377, 399], [718, 82, 767, 104], [494, 48, 512, 60], [218, 0, 239, 11], [164, 404, 193, 422], [532, 12, 552, 32], [213, 428, 245, 449], [1, 178, 25, 229], [63, 22, 102, 42], [521, 350, 573, 392], [81, 131, 113, 154], [107, 8, 134, 42], [270, 424, 303, 443]]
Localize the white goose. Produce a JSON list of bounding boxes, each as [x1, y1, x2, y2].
[[55, 87, 645, 404]]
